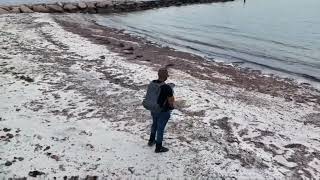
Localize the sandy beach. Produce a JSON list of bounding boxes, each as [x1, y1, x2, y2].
[[0, 13, 320, 179]]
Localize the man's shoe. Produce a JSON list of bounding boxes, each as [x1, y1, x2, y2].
[[148, 140, 156, 147], [155, 143, 169, 153], [155, 146, 169, 153]]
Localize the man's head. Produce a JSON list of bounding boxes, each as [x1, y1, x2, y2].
[[158, 68, 169, 82]]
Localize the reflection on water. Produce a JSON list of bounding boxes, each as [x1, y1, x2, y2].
[[94, 0, 320, 83]]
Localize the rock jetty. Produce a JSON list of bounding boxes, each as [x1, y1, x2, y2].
[[0, 0, 233, 15]]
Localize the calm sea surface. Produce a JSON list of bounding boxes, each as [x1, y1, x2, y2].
[[93, 0, 320, 84]]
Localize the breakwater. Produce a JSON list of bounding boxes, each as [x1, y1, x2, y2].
[[0, 0, 233, 14]]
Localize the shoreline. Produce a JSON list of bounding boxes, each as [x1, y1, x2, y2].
[[55, 14, 320, 105], [1, 13, 320, 179]]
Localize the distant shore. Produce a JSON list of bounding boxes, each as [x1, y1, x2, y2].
[[0, 0, 234, 14]]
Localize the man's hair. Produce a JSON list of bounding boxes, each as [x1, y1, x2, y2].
[[158, 68, 167, 74], [158, 68, 168, 79]]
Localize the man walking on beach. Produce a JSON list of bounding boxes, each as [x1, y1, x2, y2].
[[143, 68, 175, 153]]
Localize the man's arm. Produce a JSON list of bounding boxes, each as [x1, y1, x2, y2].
[[159, 84, 174, 109], [167, 96, 175, 108]]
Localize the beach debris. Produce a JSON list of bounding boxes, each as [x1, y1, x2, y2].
[[79, 130, 92, 136], [6, 133, 14, 139], [5, 161, 13, 166], [34, 144, 43, 151], [123, 50, 134, 54], [67, 176, 79, 180], [166, 63, 175, 67], [128, 167, 135, 174], [13, 157, 24, 161], [118, 42, 125, 48], [135, 55, 143, 59], [59, 164, 66, 171], [43, 146, 51, 151], [19, 75, 34, 82], [28, 170, 45, 177], [50, 154, 60, 161], [86, 144, 94, 149], [3, 128, 11, 132], [124, 46, 134, 51], [85, 175, 98, 180]]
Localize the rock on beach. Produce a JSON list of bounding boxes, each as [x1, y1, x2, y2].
[[85, 2, 97, 13], [20, 5, 33, 13], [46, 4, 64, 13], [63, 3, 78, 13], [32, 5, 50, 13], [77, 2, 87, 9], [10, 7, 21, 13], [0, 7, 9, 14], [0, 6, 10, 11], [96, 1, 111, 8]]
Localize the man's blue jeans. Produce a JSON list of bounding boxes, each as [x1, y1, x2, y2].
[[150, 111, 171, 144]]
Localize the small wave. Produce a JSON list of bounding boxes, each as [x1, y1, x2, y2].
[[122, 24, 320, 71], [203, 24, 238, 31], [218, 54, 320, 82], [169, 35, 301, 63], [224, 32, 311, 50], [126, 25, 155, 34]]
